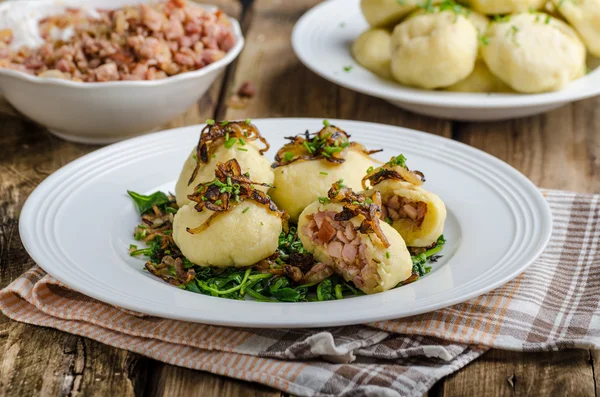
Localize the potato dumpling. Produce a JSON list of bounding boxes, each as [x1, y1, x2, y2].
[[298, 201, 412, 294], [173, 201, 282, 267], [446, 59, 513, 92], [390, 11, 478, 89], [364, 179, 446, 247], [270, 150, 375, 222], [175, 142, 273, 207], [552, 0, 600, 57], [465, 9, 491, 36], [464, 0, 545, 15], [351, 28, 393, 79], [481, 13, 586, 93], [360, 0, 420, 27]]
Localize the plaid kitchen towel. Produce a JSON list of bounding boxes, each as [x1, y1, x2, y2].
[[1, 189, 599, 397]]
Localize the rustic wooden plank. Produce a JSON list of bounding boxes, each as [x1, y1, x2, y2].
[[452, 98, 600, 193], [439, 349, 596, 397], [147, 365, 281, 397]]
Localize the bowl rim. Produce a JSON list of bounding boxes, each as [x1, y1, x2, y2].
[[291, 0, 600, 109], [0, 1, 245, 89]]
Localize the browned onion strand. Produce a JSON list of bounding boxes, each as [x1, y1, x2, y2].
[[187, 121, 270, 186], [186, 158, 286, 235], [361, 156, 425, 190], [272, 124, 381, 168]]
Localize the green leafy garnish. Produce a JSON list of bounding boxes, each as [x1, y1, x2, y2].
[[127, 190, 170, 214], [343, 66, 353, 72]]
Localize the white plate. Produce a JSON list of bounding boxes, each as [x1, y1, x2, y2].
[[292, 0, 600, 121], [19, 118, 552, 328]]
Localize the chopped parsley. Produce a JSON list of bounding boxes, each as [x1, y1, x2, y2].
[[242, 207, 250, 213], [319, 171, 329, 175]]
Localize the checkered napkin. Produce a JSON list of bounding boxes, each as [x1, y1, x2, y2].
[[1, 189, 599, 397]]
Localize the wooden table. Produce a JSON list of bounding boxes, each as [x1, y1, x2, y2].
[[1, 0, 599, 395]]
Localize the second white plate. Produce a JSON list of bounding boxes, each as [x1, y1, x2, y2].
[[19, 118, 552, 327], [292, 0, 600, 121]]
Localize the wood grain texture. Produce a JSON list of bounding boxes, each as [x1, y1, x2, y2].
[[147, 365, 281, 397], [452, 97, 600, 194], [438, 350, 596, 397]]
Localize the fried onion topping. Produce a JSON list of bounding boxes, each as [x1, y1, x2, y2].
[[186, 159, 286, 234], [272, 123, 381, 168], [188, 120, 270, 186], [361, 155, 425, 189]]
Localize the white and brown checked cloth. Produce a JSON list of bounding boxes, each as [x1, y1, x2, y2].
[[1, 189, 599, 397]]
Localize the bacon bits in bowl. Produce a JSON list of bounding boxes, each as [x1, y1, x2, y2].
[[0, 0, 244, 143]]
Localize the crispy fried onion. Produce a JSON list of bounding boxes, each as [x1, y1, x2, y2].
[[272, 124, 381, 168], [186, 159, 286, 234], [361, 157, 425, 189], [188, 120, 270, 185], [145, 256, 196, 286], [325, 181, 390, 248]]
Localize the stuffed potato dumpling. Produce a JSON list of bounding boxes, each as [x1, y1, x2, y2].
[[270, 123, 378, 222], [362, 155, 446, 247], [298, 183, 412, 294], [173, 159, 284, 267], [390, 10, 478, 88], [481, 13, 586, 93], [175, 120, 273, 207]]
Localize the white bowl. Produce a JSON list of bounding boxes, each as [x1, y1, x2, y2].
[[292, 0, 600, 121], [0, 0, 244, 144]]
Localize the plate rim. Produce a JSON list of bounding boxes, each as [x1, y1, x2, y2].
[[291, 0, 600, 109], [18, 118, 553, 328]]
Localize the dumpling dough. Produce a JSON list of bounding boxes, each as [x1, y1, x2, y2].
[[298, 201, 412, 294], [351, 28, 393, 79], [365, 179, 446, 247], [390, 11, 478, 89], [360, 0, 420, 27], [175, 142, 273, 207], [464, 0, 545, 15], [173, 201, 282, 267], [481, 13, 586, 93], [269, 151, 375, 222], [552, 0, 600, 57], [446, 59, 513, 92]]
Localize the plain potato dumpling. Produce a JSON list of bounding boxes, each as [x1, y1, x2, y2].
[[552, 0, 600, 57], [269, 151, 375, 222], [175, 142, 273, 207], [464, 0, 545, 15], [298, 201, 412, 294], [173, 201, 282, 267], [481, 13, 586, 93], [446, 59, 513, 92], [390, 11, 478, 89], [351, 28, 393, 79], [360, 0, 419, 27]]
